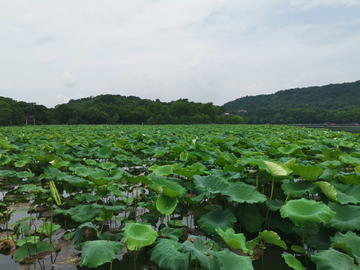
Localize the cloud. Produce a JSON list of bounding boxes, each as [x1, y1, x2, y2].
[[61, 72, 78, 88], [55, 94, 70, 103]]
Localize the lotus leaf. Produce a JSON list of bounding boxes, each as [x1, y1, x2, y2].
[[17, 236, 40, 247], [280, 198, 335, 227], [79, 240, 123, 268], [282, 181, 319, 198], [215, 227, 250, 254], [38, 223, 61, 236], [178, 236, 221, 270], [325, 202, 360, 231], [217, 251, 254, 270], [159, 226, 183, 241], [198, 207, 236, 235], [73, 222, 99, 250], [292, 165, 323, 181], [314, 181, 338, 202], [15, 241, 53, 262], [259, 230, 287, 250], [278, 144, 301, 155], [193, 175, 229, 194], [150, 239, 189, 270], [264, 160, 292, 179], [94, 146, 113, 159], [156, 195, 177, 215], [282, 254, 306, 270], [337, 172, 360, 185], [223, 181, 266, 204], [331, 231, 360, 263], [0, 154, 12, 166], [123, 223, 157, 250], [150, 178, 186, 198], [153, 164, 178, 176], [339, 153, 360, 166], [310, 248, 360, 270]]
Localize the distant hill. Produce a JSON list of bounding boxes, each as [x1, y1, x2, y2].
[[224, 80, 360, 124]]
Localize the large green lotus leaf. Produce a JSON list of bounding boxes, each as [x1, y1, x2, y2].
[[150, 239, 189, 270], [336, 184, 360, 205], [258, 230, 287, 250], [174, 167, 195, 180], [198, 207, 236, 235], [61, 175, 88, 188], [153, 164, 178, 176], [44, 166, 68, 179], [18, 184, 49, 194], [17, 236, 40, 247], [85, 159, 97, 166], [14, 154, 32, 168], [292, 165, 323, 181], [159, 227, 183, 241], [339, 140, 354, 148], [94, 146, 113, 159], [123, 172, 150, 185], [215, 227, 250, 254], [0, 139, 18, 150], [223, 181, 266, 204], [321, 160, 344, 169], [281, 181, 319, 198], [269, 211, 294, 235], [92, 203, 127, 212], [56, 205, 102, 223], [307, 227, 331, 251], [0, 154, 12, 166], [240, 203, 265, 233], [15, 171, 35, 179], [278, 144, 301, 155], [156, 195, 177, 215], [187, 162, 208, 174], [331, 231, 360, 263], [97, 139, 113, 148], [15, 241, 53, 262], [339, 153, 360, 166], [150, 178, 187, 198], [314, 181, 338, 202], [325, 202, 360, 231], [193, 175, 229, 194], [217, 251, 254, 270], [0, 170, 13, 177], [99, 232, 123, 241], [280, 198, 335, 227], [264, 160, 292, 179], [124, 223, 157, 251], [337, 172, 360, 185], [73, 222, 99, 250], [282, 254, 306, 270], [79, 240, 123, 268], [178, 236, 221, 270], [179, 151, 189, 161], [321, 148, 343, 161], [310, 248, 360, 270], [98, 162, 117, 170], [38, 223, 61, 236], [284, 158, 296, 170]]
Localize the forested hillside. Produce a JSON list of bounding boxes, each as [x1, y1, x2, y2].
[[0, 95, 246, 126], [224, 80, 360, 124]]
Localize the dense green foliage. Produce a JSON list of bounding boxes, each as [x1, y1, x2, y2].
[[1, 124, 360, 269], [1, 95, 246, 126], [225, 80, 360, 124]]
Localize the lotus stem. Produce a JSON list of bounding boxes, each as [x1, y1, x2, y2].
[[303, 227, 309, 270], [264, 179, 275, 230]]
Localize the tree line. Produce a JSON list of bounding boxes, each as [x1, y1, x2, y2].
[[225, 80, 360, 124], [0, 95, 246, 126]]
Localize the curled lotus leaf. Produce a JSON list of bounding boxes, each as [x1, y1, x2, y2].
[[280, 198, 335, 227], [123, 223, 157, 251]]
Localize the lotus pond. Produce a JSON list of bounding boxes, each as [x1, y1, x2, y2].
[[1, 124, 360, 270]]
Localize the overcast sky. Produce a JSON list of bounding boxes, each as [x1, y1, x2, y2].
[[1, 0, 359, 108]]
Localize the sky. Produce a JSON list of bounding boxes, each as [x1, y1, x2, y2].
[[1, 0, 360, 108]]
